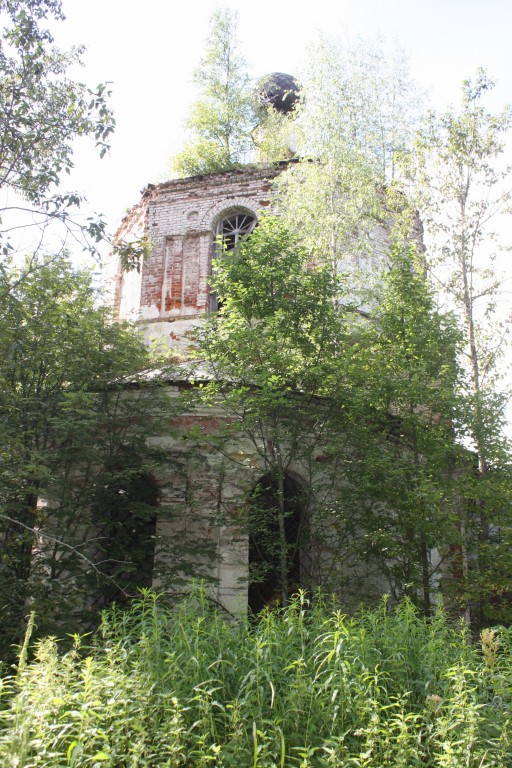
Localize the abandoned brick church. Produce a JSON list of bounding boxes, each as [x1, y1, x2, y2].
[[105, 158, 405, 615], [103, 69, 438, 614]]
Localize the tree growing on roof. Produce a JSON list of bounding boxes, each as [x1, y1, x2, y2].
[[171, 8, 255, 178], [270, 35, 422, 305]]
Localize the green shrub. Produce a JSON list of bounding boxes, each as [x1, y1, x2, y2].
[[1, 589, 511, 766]]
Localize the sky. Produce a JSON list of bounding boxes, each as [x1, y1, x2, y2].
[[51, 0, 512, 240]]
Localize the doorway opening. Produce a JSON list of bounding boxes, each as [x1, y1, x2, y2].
[[92, 468, 159, 608], [247, 472, 307, 613]]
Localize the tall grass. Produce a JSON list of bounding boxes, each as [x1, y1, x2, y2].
[[1, 589, 511, 766]]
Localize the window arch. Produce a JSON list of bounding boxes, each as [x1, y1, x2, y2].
[[218, 211, 256, 251], [209, 209, 257, 311]]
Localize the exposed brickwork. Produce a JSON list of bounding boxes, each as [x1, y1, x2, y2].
[[107, 166, 281, 350]]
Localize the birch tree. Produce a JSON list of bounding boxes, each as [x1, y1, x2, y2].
[[171, 8, 254, 177], [411, 69, 512, 624], [0, 0, 115, 260], [271, 35, 422, 307]]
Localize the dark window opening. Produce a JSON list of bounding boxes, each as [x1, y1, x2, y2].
[[221, 213, 256, 250], [248, 472, 307, 613], [209, 212, 256, 311]]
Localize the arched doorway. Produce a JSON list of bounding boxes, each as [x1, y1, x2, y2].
[[91, 468, 159, 608], [248, 472, 308, 613]]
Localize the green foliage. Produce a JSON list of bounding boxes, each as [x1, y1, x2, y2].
[[1, 589, 511, 766], [204, 214, 346, 391], [194, 216, 465, 612], [0, 256, 191, 657], [408, 69, 512, 625], [297, 35, 421, 180], [113, 235, 152, 273], [253, 102, 297, 164], [0, 0, 115, 256], [338, 248, 463, 610], [269, 36, 421, 306], [172, 8, 254, 178], [411, 68, 512, 399], [264, 54, 512, 625], [195, 216, 356, 606]]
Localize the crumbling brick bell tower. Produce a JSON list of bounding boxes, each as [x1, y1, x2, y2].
[[105, 165, 303, 613], [107, 166, 282, 354], [103, 67, 448, 617]]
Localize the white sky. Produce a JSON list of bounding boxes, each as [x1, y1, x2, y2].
[[52, 0, 512, 238]]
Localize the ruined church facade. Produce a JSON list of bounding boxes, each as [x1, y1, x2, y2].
[[106, 165, 391, 614]]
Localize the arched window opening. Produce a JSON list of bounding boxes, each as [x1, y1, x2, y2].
[[91, 468, 159, 609], [209, 210, 256, 311], [220, 212, 256, 250], [247, 472, 308, 613]]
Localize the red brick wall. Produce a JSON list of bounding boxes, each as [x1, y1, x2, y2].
[[109, 167, 280, 327]]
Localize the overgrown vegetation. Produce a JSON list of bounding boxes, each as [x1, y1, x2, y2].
[[0, 0, 115, 258], [406, 70, 512, 626], [0, 258, 152, 650], [1, 589, 511, 767], [178, 12, 512, 625], [0, 0, 218, 659], [171, 8, 255, 177], [0, 257, 213, 660], [193, 215, 472, 616], [1, 1, 512, 710]]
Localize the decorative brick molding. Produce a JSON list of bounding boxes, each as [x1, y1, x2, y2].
[[107, 166, 281, 350]]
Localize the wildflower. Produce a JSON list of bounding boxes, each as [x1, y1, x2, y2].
[[425, 694, 443, 711], [481, 628, 500, 669]]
